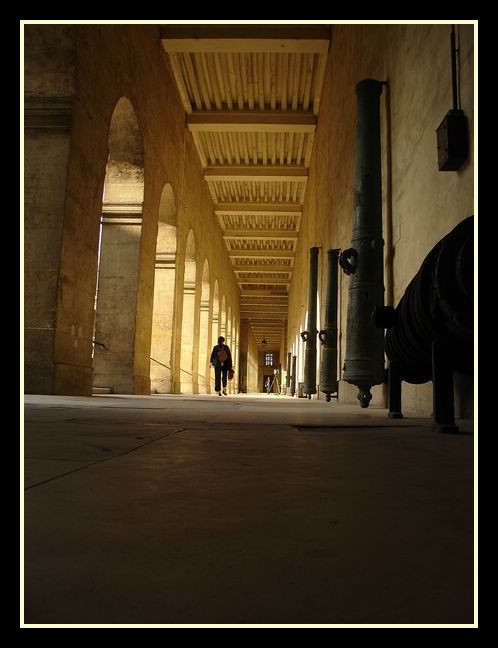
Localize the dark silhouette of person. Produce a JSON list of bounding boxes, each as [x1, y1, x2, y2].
[[209, 336, 233, 396]]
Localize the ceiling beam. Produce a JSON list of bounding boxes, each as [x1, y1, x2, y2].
[[241, 312, 288, 317], [187, 111, 316, 132], [241, 304, 289, 310], [241, 302, 287, 313], [216, 203, 302, 215], [238, 278, 290, 285], [224, 229, 298, 239], [239, 283, 291, 287], [250, 324, 286, 329], [243, 311, 287, 317], [236, 271, 290, 283], [248, 324, 287, 334], [162, 39, 330, 54], [250, 328, 285, 332], [240, 290, 289, 306], [241, 301, 287, 306], [204, 166, 308, 182], [250, 318, 285, 321], [235, 264, 292, 272], [240, 304, 289, 316], [240, 291, 288, 297], [229, 250, 294, 258], [248, 326, 286, 337], [242, 304, 288, 310], [160, 25, 331, 53]]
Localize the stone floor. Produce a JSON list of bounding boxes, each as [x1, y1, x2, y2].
[[22, 393, 476, 628]]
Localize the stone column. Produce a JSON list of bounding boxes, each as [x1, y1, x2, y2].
[[179, 281, 196, 393], [24, 25, 77, 394], [150, 253, 176, 393], [93, 207, 142, 393], [198, 299, 210, 392]]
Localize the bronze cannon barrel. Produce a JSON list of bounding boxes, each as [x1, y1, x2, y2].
[[381, 215, 473, 383], [375, 215, 473, 432]]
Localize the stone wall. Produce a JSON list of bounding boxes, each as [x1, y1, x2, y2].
[[24, 24, 240, 395], [289, 23, 474, 415]]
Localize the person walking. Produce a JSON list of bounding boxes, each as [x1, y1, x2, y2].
[[210, 336, 233, 396]]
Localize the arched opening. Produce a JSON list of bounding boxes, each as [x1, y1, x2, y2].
[[220, 294, 227, 341], [225, 305, 233, 393], [179, 230, 196, 393], [211, 281, 220, 351], [226, 305, 232, 346], [150, 183, 177, 393], [198, 259, 211, 393], [228, 312, 239, 394], [93, 97, 144, 393]]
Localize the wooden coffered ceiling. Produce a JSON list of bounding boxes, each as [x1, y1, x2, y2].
[[161, 24, 332, 348]]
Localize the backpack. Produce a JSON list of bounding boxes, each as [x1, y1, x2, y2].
[[217, 347, 228, 363]]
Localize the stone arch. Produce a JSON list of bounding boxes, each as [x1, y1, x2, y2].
[[150, 183, 177, 393], [93, 96, 144, 393]]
